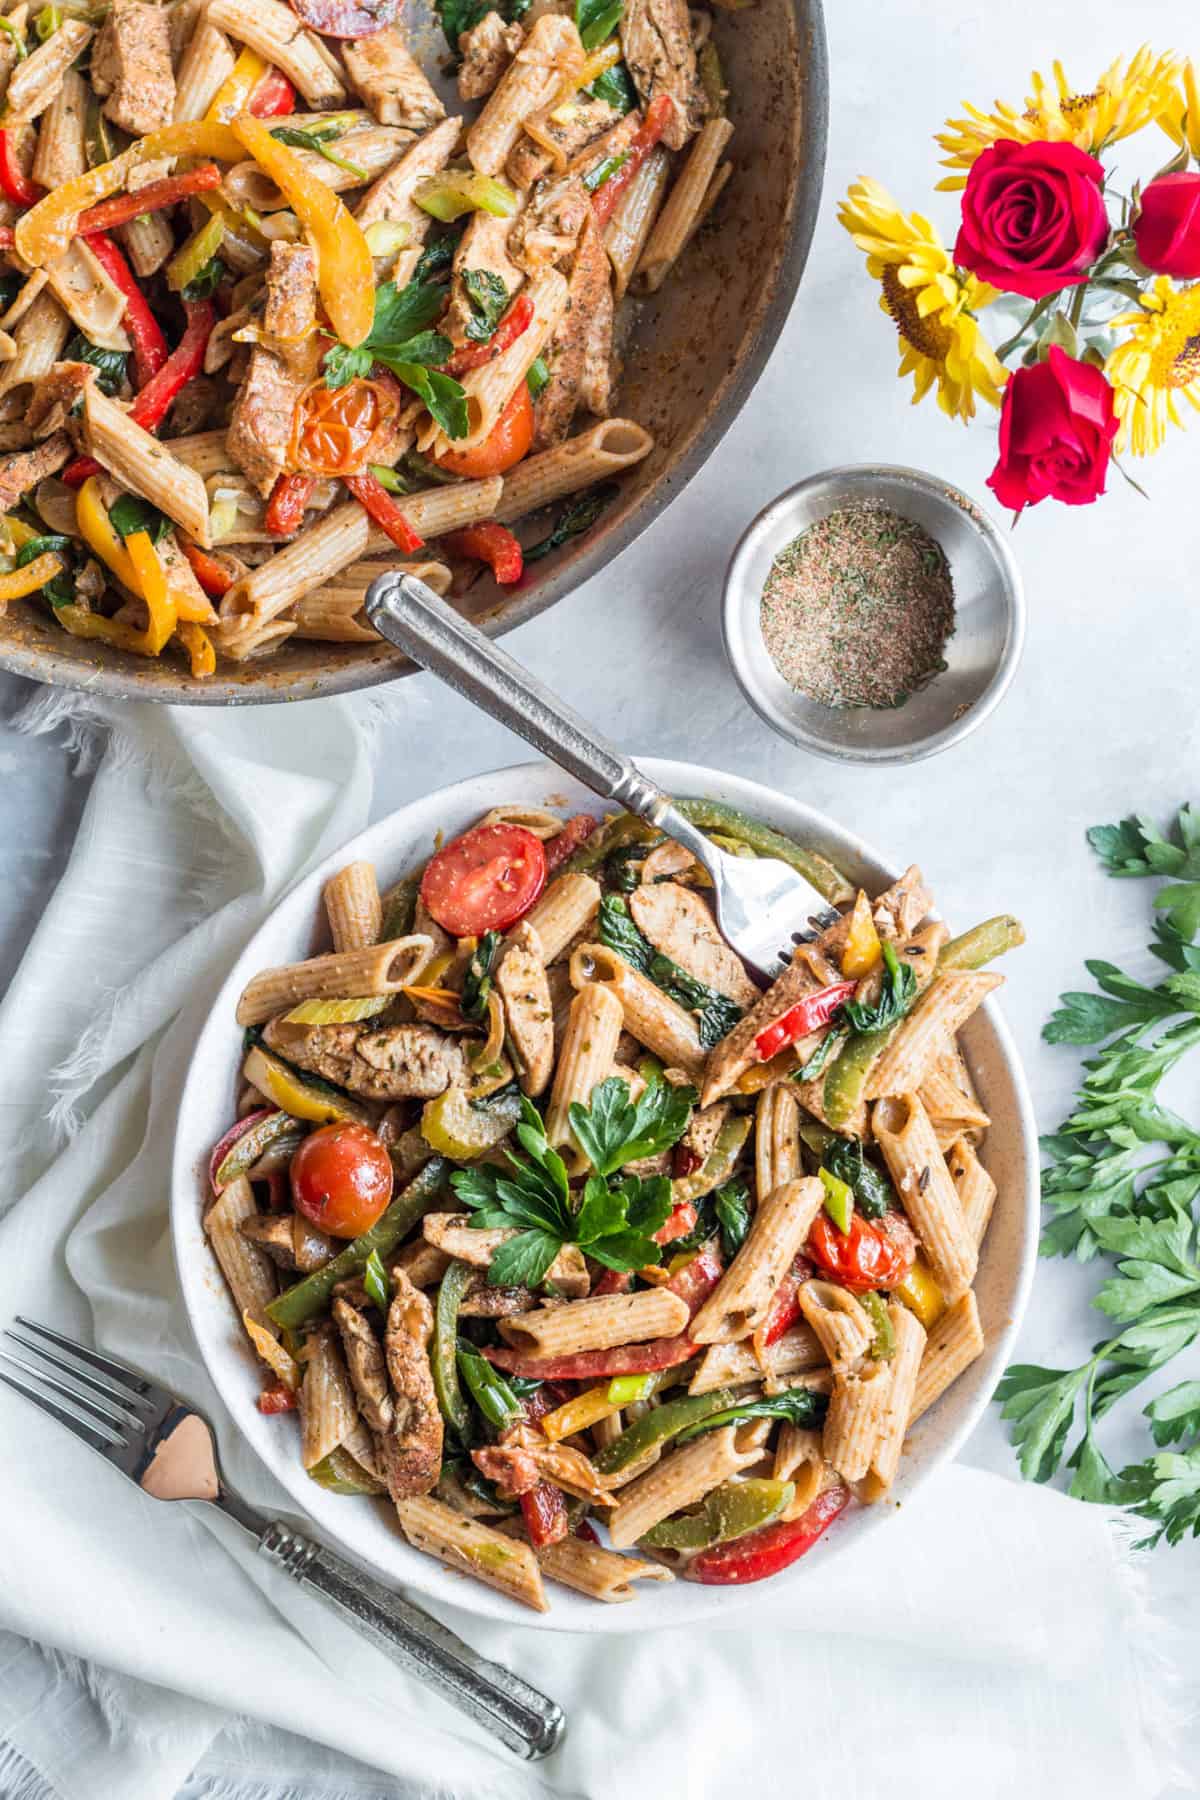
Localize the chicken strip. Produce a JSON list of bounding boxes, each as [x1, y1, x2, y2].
[[620, 0, 706, 149], [333, 1296, 394, 1435], [629, 881, 759, 1007], [262, 1016, 469, 1100], [380, 1269, 442, 1501]]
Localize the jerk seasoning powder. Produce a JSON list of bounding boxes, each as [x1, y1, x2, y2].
[[759, 502, 955, 709]]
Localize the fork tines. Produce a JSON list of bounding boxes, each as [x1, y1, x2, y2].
[[0, 1317, 152, 1455]]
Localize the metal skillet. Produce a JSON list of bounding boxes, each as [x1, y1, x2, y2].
[[0, 0, 828, 705]]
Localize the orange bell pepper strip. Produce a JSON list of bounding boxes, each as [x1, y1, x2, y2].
[[229, 113, 374, 348]]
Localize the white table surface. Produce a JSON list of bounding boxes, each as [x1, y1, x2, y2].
[[1, 0, 1196, 1787]]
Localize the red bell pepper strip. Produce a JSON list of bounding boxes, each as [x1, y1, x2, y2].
[[654, 1200, 697, 1247], [592, 1268, 634, 1297], [483, 1335, 696, 1382], [444, 292, 534, 377], [666, 1241, 724, 1315], [590, 92, 675, 228], [62, 297, 216, 485], [0, 130, 42, 209], [265, 471, 316, 536], [687, 1482, 850, 1584], [443, 520, 522, 585], [342, 469, 424, 553], [74, 165, 223, 236], [544, 813, 597, 874], [520, 1480, 569, 1549], [181, 541, 235, 598], [757, 1252, 814, 1349], [208, 1108, 273, 1195], [249, 68, 296, 117], [84, 232, 168, 389], [257, 1381, 299, 1414], [754, 979, 857, 1062], [807, 1211, 915, 1294]]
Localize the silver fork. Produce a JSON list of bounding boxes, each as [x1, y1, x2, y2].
[[365, 573, 839, 981], [0, 1317, 565, 1760]]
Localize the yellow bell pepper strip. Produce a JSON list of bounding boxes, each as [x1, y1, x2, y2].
[[3, 513, 42, 551], [166, 210, 225, 293], [175, 620, 216, 679], [15, 120, 243, 266], [77, 476, 205, 635], [243, 1042, 369, 1126], [547, 37, 621, 115], [230, 112, 374, 347], [841, 889, 882, 978], [206, 47, 269, 121], [895, 1254, 945, 1329], [0, 549, 66, 603], [75, 476, 140, 589], [539, 1384, 623, 1443], [55, 606, 160, 655], [123, 529, 178, 655]]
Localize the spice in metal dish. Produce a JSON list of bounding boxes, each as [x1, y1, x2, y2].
[[759, 502, 956, 709]]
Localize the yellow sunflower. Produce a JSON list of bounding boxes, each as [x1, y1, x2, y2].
[[1106, 277, 1200, 456], [1158, 58, 1200, 160], [838, 178, 1005, 421], [936, 45, 1181, 189]]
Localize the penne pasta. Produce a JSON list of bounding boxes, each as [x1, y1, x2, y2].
[[569, 942, 705, 1078], [868, 970, 1004, 1099], [909, 1290, 985, 1425], [497, 1288, 689, 1357], [637, 118, 734, 293], [522, 872, 601, 962], [322, 860, 382, 954], [173, 19, 237, 121], [860, 1301, 927, 1499], [235, 935, 435, 1025], [604, 145, 671, 300], [608, 1426, 757, 1549], [823, 1360, 891, 1483], [506, 1520, 673, 1602], [873, 1093, 978, 1302], [755, 1082, 802, 1197], [690, 1178, 825, 1344], [466, 13, 583, 176], [299, 1324, 359, 1469], [946, 1135, 997, 1248], [495, 418, 653, 522], [207, 0, 347, 105], [394, 1494, 548, 1611], [204, 1175, 278, 1336], [543, 980, 623, 1156], [796, 1279, 874, 1372], [83, 386, 211, 543], [688, 1328, 827, 1394]]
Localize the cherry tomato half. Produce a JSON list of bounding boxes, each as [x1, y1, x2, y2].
[[432, 381, 533, 480], [290, 378, 394, 478], [289, 1121, 393, 1238], [420, 822, 546, 935], [806, 1210, 916, 1293]]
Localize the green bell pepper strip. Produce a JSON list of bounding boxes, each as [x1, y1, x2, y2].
[[860, 1290, 896, 1360], [432, 1260, 474, 1443], [606, 1373, 655, 1405], [457, 1339, 526, 1433], [670, 1114, 751, 1207], [672, 800, 853, 906], [379, 873, 420, 940], [939, 914, 1025, 971], [267, 1157, 447, 1329], [641, 1477, 794, 1550], [818, 1164, 854, 1233], [307, 1446, 386, 1495], [593, 1387, 736, 1475], [559, 812, 659, 876]]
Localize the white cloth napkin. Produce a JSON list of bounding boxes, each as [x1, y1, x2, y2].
[[0, 691, 1184, 1800]]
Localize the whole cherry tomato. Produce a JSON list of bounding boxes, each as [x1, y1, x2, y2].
[[289, 1122, 393, 1238], [290, 378, 394, 477], [806, 1209, 916, 1293], [432, 381, 533, 479], [419, 821, 546, 935]]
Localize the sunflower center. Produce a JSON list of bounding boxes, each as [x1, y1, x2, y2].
[[881, 266, 953, 362], [1148, 288, 1200, 390]]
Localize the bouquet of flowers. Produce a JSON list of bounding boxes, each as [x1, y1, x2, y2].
[[839, 49, 1200, 514]]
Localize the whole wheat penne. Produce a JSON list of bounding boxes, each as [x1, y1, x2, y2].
[[421, 1214, 589, 1295], [939, 1039, 987, 1114], [946, 1135, 997, 1248], [608, 1425, 757, 1548], [909, 1289, 984, 1424], [219, 617, 297, 661], [365, 476, 504, 544], [637, 118, 733, 292], [323, 861, 382, 953], [355, 114, 460, 242], [498, 1289, 689, 1357], [919, 1058, 990, 1147], [166, 430, 235, 477], [174, 18, 237, 119], [204, 1175, 278, 1335], [823, 1359, 891, 1482], [83, 386, 211, 542], [508, 1521, 672, 1601], [0, 288, 68, 402], [543, 980, 623, 1155], [299, 1324, 359, 1469], [225, 125, 412, 206], [235, 935, 435, 1025], [522, 872, 601, 962], [291, 559, 451, 641], [0, 270, 47, 332], [605, 145, 671, 299], [495, 418, 653, 522], [467, 13, 583, 174], [2, 20, 92, 124], [772, 1423, 827, 1513], [796, 1279, 874, 1372], [207, 0, 346, 104], [395, 1494, 548, 1611], [569, 942, 705, 1078], [479, 805, 566, 839], [223, 502, 370, 624], [688, 1327, 826, 1394], [755, 1083, 801, 1197], [690, 1178, 825, 1345], [119, 209, 175, 280], [44, 240, 131, 353], [31, 65, 85, 189], [874, 1093, 977, 1302], [868, 970, 1003, 1100], [860, 1300, 927, 1498]]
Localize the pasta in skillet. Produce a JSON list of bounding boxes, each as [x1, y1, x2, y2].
[[0, 0, 732, 676], [205, 802, 1024, 1609]]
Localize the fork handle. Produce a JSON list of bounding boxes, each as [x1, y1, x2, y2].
[[256, 1519, 564, 1759], [364, 572, 717, 872]]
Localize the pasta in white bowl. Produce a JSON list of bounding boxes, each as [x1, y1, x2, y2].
[[171, 759, 1039, 1630]]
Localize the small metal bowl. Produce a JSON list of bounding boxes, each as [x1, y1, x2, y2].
[[722, 464, 1025, 765]]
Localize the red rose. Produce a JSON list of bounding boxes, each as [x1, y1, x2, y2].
[[986, 347, 1118, 513], [955, 140, 1109, 299], [1132, 171, 1200, 278]]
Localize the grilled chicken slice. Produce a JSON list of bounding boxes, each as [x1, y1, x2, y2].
[[0, 434, 70, 508], [380, 1269, 443, 1501], [443, 210, 525, 345], [262, 242, 318, 341], [343, 26, 445, 127], [620, 0, 706, 149], [458, 11, 524, 100], [262, 1017, 468, 1100], [508, 172, 590, 275], [472, 1423, 612, 1503], [333, 1296, 394, 1435], [495, 922, 554, 1096], [533, 209, 610, 447], [629, 881, 759, 1007], [506, 93, 619, 188], [91, 0, 175, 135]]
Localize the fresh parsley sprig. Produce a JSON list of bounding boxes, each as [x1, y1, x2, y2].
[[998, 804, 1200, 1547], [322, 276, 469, 439], [451, 1077, 695, 1287]]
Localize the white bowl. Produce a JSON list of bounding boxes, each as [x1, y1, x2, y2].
[[171, 758, 1039, 1632]]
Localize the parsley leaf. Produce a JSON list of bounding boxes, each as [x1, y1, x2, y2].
[[568, 1073, 695, 1176], [1118, 1444, 1200, 1547], [461, 268, 508, 342], [323, 276, 453, 392], [676, 1385, 828, 1443], [388, 361, 469, 440], [64, 331, 128, 397], [598, 894, 743, 1048], [108, 495, 172, 543], [842, 940, 917, 1033], [1088, 805, 1200, 942]]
